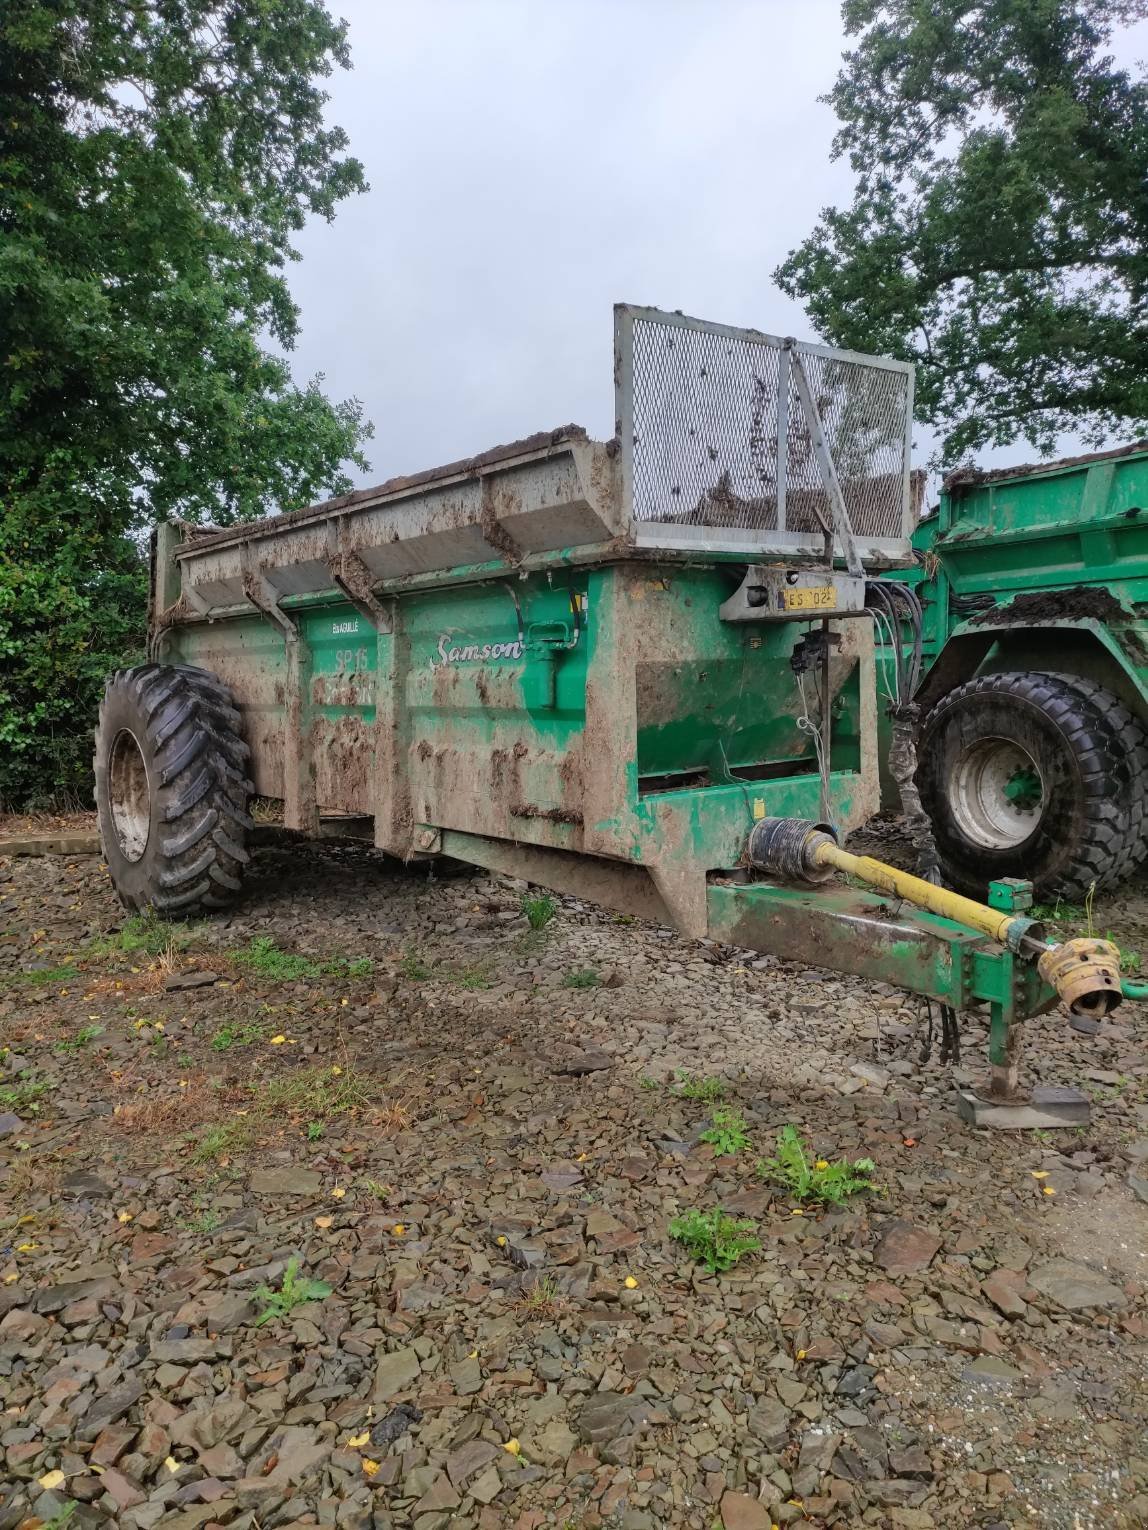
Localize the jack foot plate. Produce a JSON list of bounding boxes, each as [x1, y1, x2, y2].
[[957, 1085, 1091, 1131]]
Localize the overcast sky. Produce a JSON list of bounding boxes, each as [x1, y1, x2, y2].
[[285, 0, 1147, 494]]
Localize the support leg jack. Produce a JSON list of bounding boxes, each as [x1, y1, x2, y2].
[[957, 995, 1090, 1129]]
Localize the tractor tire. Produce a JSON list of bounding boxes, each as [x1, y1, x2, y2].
[[94, 663, 253, 915], [916, 670, 1148, 902]]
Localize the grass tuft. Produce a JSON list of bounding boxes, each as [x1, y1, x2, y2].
[[562, 967, 600, 989], [673, 1069, 725, 1103], [521, 892, 557, 930], [231, 937, 373, 983]]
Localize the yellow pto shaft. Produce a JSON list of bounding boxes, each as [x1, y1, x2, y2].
[[810, 841, 1022, 947], [746, 817, 1123, 1017]]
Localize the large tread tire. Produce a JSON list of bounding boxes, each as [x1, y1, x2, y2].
[[94, 663, 253, 915], [1046, 672, 1148, 881], [917, 670, 1146, 902]]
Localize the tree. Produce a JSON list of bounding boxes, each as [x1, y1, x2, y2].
[[776, 0, 1148, 464], [0, 1, 373, 805]]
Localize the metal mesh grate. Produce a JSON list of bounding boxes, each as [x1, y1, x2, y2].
[[617, 307, 912, 547]]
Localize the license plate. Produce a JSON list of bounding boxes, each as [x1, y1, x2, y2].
[[783, 585, 836, 611]]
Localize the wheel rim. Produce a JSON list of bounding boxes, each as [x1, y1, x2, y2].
[[108, 728, 151, 862], [949, 736, 1045, 850]]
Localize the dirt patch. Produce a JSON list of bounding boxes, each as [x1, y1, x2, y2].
[[944, 440, 1148, 490], [1, 824, 1146, 1527], [969, 585, 1130, 626]]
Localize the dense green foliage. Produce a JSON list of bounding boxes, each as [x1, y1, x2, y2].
[[1, 1, 372, 806], [777, 0, 1148, 462]]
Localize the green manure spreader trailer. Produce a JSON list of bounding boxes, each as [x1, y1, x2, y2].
[[94, 306, 1136, 1127], [880, 443, 1148, 906]]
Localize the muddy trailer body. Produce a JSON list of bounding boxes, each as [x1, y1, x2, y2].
[[97, 307, 1127, 1123]]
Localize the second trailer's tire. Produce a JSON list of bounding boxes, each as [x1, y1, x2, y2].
[[94, 663, 254, 915], [916, 670, 1147, 902]]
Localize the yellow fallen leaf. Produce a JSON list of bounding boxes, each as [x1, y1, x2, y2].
[[331, 1187, 347, 1200], [3, 1272, 17, 1284], [331, 1065, 343, 1076], [38, 1470, 65, 1491], [116, 1210, 134, 1224], [153, 1021, 164, 1032], [815, 1160, 829, 1171], [575, 1153, 588, 1162], [623, 1275, 639, 1289], [496, 1235, 507, 1247], [347, 1431, 370, 1448], [165, 1456, 181, 1474], [503, 1438, 521, 1455], [269, 1034, 286, 1045], [362, 1457, 380, 1477], [315, 1216, 334, 1229], [1043, 1186, 1056, 1196], [796, 1348, 807, 1360], [16, 1243, 37, 1254], [392, 1223, 406, 1236], [178, 1079, 189, 1090], [790, 1208, 804, 1216], [1030, 1170, 1050, 1179]]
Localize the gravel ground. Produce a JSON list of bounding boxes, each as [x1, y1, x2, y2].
[[1, 820, 1146, 1530]]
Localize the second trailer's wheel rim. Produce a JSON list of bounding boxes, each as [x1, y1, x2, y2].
[[949, 736, 1044, 850], [108, 728, 151, 862]]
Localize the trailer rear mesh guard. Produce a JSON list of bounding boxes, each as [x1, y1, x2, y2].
[[615, 304, 914, 559]]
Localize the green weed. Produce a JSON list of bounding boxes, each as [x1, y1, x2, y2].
[[450, 959, 494, 990], [211, 1020, 265, 1051], [1, 962, 80, 990], [40, 1505, 77, 1530], [55, 1023, 103, 1053], [521, 892, 557, 930], [758, 1124, 877, 1207], [0, 1073, 50, 1115], [669, 1207, 760, 1274], [253, 1256, 332, 1325], [1104, 932, 1141, 974], [639, 1075, 659, 1090], [1030, 900, 1086, 923], [181, 1207, 222, 1235], [192, 1118, 254, 1164], [306, 1121, 324, 1141], [90, 910, 194, 958], [232, 937, 372, 983], [361, 1178, 392, 1202], [699, 1108, 751, 1157], [399, 949, 433, 982], [673, 1069, 725, 1103], [562, 967, 600, 989]]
